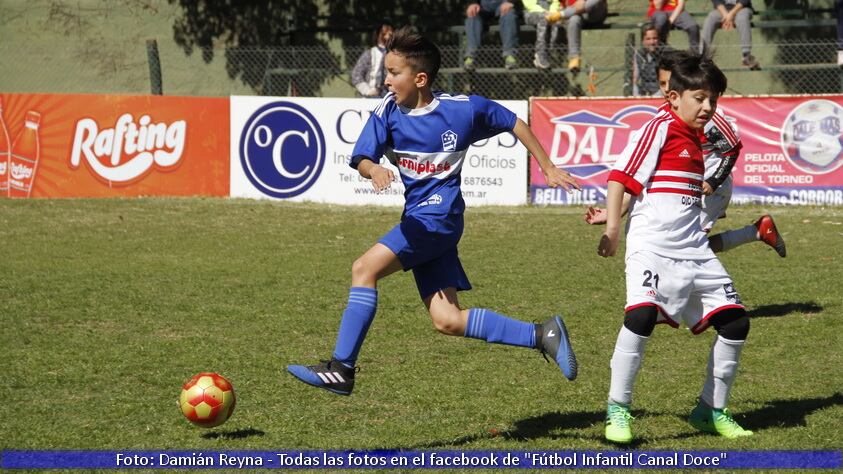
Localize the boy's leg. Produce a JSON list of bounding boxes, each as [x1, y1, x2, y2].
[[525, 12, 550, 68], [691, 308, 753, 438], [709, 215, 786, 256], [701, 10, 722, 53], [651, 11, 671, 45], [495, 0, 519, 65], [673, 11, 701, 52], [287, 243, 402, 396], [424, 287, 577, 380], [606, 305, 658, 443]]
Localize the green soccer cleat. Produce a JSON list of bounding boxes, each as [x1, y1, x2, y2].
[[605, 403, 634, 444], [689, 402, 754, 439]]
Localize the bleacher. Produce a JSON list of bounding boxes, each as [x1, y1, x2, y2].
[[261, 0, 841, 98]]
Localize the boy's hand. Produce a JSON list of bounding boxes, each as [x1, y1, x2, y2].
[[585, 206, 608, 224], [702, 182, 714, 195], [597, 229, 620, 257], [369, 165, 395, 192], [543, 167, 582, 191]]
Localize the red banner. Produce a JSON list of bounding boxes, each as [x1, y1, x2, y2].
[[0, 93, 229, 198], [530, 96, 843, 206]]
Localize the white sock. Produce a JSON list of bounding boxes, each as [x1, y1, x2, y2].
[[608, 326, 649, 405], [700, 335, 745, 409], [717, 224, 758, 252]]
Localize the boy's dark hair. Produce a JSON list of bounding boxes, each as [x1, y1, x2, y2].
[[657, 47, 685, 72], [371, 21, 393, 46], [640, 22, 658, 40], [386, 27, 441, 85], [669, 51, 727, 95]]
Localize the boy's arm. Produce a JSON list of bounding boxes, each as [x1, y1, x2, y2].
[[585, 191, 632, 224], [597, 181, 626, 257], [513, 118, 581, 191], [670, 0, 685, 23], [356, 158, 395, 192]]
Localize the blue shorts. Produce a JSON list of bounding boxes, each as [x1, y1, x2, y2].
[[378, 213, 472, 300]]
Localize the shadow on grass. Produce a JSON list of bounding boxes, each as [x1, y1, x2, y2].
[[746, 302, 823, 318], [201, 428, 266, 440], [387, 409, 665, 449], [741, 393, 843, 431]]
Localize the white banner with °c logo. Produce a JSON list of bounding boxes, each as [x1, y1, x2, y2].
[[230, 96, 528, 206]]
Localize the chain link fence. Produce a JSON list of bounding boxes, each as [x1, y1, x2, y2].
[[2, 39, 840, 98]]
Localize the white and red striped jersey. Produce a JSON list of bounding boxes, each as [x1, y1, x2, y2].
[[609, 106, 715, 260], [701, 108, 742, 180]]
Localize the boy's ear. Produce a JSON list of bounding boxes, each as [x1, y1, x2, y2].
[[667, 89, 681, 108], [415, 71, 429, 88]]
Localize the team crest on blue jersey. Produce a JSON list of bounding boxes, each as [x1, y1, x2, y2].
[[441, 130, 457, 151], [239, 101, 326, 199]]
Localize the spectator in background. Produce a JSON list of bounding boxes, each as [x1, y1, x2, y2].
[[464, 0, 520, 70], [632, 23, 661, 95], [701, 0, 760, 69], [352, 22, 394, 97], [562, 0, 608, 72], [648, 0, 700, 52], [837, 0, 843, 66], [523, 0, 562, 69]]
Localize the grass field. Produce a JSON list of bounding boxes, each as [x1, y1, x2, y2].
[[1, 198, 841, 457]]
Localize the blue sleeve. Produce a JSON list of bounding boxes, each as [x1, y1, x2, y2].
[[350, 107, 390, 169], [469, 95, 518, 142]]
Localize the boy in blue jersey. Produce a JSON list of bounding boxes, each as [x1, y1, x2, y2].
[[287, 28, 582, 396]]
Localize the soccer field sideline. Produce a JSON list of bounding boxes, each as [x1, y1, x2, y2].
[[1, 198, 840, 453]]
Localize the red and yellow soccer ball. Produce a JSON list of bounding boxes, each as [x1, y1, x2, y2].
[[178, 372, 236, 428]]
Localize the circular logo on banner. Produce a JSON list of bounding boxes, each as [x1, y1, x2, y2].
[[240, 101, 326, 198], [780, 99, 843, 175]]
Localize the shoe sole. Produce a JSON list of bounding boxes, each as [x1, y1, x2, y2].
[[286, 367, 351, 396], [553, 316, 578, 381], [605, 433, 633, 444]]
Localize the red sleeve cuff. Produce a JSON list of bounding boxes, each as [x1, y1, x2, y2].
[[608, 170, 644, 196]]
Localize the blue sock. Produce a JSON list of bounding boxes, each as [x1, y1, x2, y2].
[[332, 287, 378, 367], [463, 308, 536, 348]]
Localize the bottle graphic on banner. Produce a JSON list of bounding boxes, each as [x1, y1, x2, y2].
[[9, 111, 41, 198], [0, 98, 10, 196]]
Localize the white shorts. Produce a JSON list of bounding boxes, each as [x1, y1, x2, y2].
[[625, 250, 744, 334], [700, 175, 732, 232]]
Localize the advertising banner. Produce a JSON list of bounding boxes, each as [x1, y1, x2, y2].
[[230, 97, 528, 206], [529, 96, 843, 206], [0, 93, 229, 198]]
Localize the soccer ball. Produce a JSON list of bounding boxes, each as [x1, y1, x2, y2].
[[781, 99, 843, 174], [178, 372, 236, 428]]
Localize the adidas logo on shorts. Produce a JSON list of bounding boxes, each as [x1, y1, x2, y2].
[[679, 149, 691, 158]]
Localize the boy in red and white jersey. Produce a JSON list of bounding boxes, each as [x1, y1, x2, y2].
[[587, 49, 787, 257], [597, 52, 754, 444]]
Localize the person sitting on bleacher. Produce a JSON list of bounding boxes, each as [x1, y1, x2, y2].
[[632, 23, 662, 96], [701, 0, 760, 70], [352, 22, 394, 97], [562, 0, 608, 73], [464, 0, 520, 70], [523, 0, 562, 70], [647, 0, 700, 52]]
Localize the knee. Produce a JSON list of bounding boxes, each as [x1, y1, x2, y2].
[[568, 15, 582, 27], [711, 309, 750, 340], [430, 308, 465, 336], [624, 306, 658, 337], [351, 256, 376, 283]]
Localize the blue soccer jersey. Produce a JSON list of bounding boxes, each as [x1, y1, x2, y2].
[[352, 92, 517, 217]]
